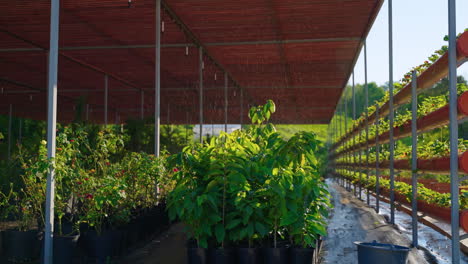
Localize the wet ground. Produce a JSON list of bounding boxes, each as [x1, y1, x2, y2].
[[320, 179, 428, 264], [364, 186, 468, 264]]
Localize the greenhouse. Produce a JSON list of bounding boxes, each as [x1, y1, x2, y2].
[[0, 0, 467, 263]]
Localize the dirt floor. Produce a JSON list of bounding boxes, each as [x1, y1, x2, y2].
[[320, 179, 429, 264]]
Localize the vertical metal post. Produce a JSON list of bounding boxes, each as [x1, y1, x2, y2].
[[86, 104, 89, 121], [352, 72, 359, 197], [141, 91, 144, 120], [7, 104, 12, 161], [104, 75, 108, 126], [411, 70, 418, 248], [335, 114, 339, 183], [364, 40, 370, 205], [388, 0, 395, 225], [448, 0, 460, 261], [18, 118, 22, 145], [44, 0, 59, 262], [155, 0, 161, 156], [185, 111, 189, 144], [375, 106, 380, 213], [338, 102, 343, 187], [199, 46, 204, 143], [344, 90, 348, 190], [167, 104, 170, 125], [224, 72, 228, 133], [240, 88, 243, 129]]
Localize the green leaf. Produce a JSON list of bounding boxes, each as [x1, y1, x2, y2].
[[280, 212, 298, 226], [226, 219, 242, 229], [255, 222, 268, 236], [215, 223, 225, 243]]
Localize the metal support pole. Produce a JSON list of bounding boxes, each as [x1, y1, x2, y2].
[[364, 40, 370, 205], [358, 134, 362, 199], [185, 111, 189, 144], [18, 118, 22, 145], [224, 72, 228, 133], [388, 0, 395, 225], [199, 46, 204, 143], [338, 102, 343, 187], [411, 70, 418, 248], [155, 0, 161, 156], [86, 104, 89, 121], [240, 88, 243, 129], [352, 72, 359, 197], [375, 106, 380, 213], [7, 104, 12, 161], [448, 0, 460, 261], [104, 75, 108, 125], [44, 0, 59, 262], [344, 92, 348, 190], [141, 91, 144, 120]]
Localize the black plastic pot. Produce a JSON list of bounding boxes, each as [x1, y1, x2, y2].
[[290, 248, 314, 264], [209, 248, 235, 264], [52, 234, 80, 263], [83, 230, 116, 263], [3, 230, 41, 262], [237, 248, 259, 264], [0, 231, 3, 255], [262, 248, 289, 264], [187, 247, 208, 264], [137, 215, 150, 241], [127, 220, 140, 249], [119, 228, 129, 255], [354, 241, 410, 264]]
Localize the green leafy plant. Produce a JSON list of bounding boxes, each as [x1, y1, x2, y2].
[[167, 100, 331, 250]]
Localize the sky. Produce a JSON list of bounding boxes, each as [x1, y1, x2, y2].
[[350, 0, 468, 86]]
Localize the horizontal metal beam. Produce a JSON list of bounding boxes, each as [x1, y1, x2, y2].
[[2, 85, 342, 94], [0, 29, 143, 93], [0, 37, 360, 52]]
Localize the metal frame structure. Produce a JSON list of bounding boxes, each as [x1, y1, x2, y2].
[[44, 0, 60, 261], [329, 0, 464, 262], [10, 0, 463, 263], [364, 41, 370, 206], [7, 104, 12, 160], [448, 0, 460, 261], [411, 70, 418, 248], [388, 0, 396, 225], [155, 0, 161, 156]]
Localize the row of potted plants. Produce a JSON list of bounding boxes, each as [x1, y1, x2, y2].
[[334, 86, 468, 157], [332, 29, 468, 149], [0, 125, 173, 263], [334, 168, 468, 231], [336, 150, 468, 175], [167, 100, 331, 264]]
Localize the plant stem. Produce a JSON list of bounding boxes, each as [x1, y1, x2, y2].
[[222, 166, 226, 248], [274, 219, 277, 248]]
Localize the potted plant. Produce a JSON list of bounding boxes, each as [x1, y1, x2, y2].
[[3, 160, 46, 263], [0, 184, 18, 257], [167, 144, 221, 264], [77, 170, 130, 263]]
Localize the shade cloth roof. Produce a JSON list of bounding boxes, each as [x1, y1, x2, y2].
[[0, 0, 383, 124]]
